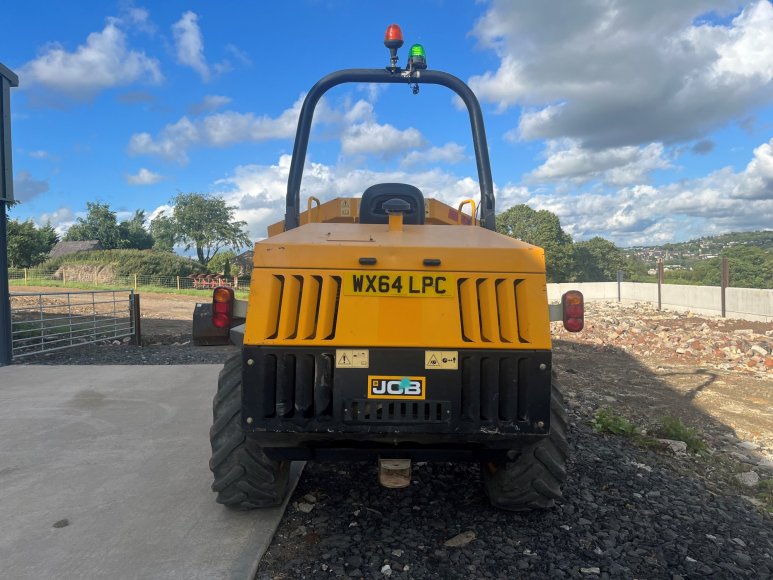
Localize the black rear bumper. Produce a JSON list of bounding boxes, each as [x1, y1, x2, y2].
[[241, 346, 552, 454]]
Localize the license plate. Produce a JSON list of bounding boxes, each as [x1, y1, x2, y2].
[[343, 271, 454, 297]]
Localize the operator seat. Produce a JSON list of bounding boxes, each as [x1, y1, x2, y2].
[[358, 183, 425, 225]]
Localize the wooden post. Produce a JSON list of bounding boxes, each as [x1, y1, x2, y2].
[[130, 293, 142, 346], [24, 268, 28, 285], [133, 273, 138, 290], [616, 270, 623, 302], [63, 268, 67, 286], [176, 275, 180, 291]]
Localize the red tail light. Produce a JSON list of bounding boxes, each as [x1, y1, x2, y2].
[[212, 286, 234, 328], [562, 290, 584, 332]]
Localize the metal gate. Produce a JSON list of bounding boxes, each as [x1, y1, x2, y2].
[[9, 289, 136, 358]]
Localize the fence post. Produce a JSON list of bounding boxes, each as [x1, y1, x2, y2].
[[721, 256, 729, 318], [130, 293, 142, 346], [176, 276, 180, 291], [63, 268, 67, 287], [133, 273, 138, 290], [657, 259, 664, 311], [24, 268, 28, 285], [616, 270, 623, 302]]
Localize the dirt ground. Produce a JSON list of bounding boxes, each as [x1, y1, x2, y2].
[[10, 285, 772, 459]]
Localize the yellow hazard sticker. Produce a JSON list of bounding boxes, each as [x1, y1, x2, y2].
[[425, 351, 458, 370], [335, 349, 369, 368]]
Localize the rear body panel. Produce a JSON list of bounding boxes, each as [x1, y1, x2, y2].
[[241, 220, 554, 457]]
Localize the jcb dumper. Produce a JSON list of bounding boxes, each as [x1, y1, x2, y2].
[[209, 26, 582, 511]]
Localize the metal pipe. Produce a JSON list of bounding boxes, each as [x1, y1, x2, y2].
[[285, 68, 495, 231]]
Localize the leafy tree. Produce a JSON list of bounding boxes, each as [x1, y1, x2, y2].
[[118, 210, 154, 250], [7, 219, 58, 267], [496, 204, 575, 282], [152, 193, 251, 267], [208, 250, 236, 275], [65, 202, 122, 248], [574, 237, 627, 282], [65, 202, 155, 250], [149, 214, 177, 252]]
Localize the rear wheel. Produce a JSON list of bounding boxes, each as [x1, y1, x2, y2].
[[209, 353, 290, 509], [482, 380, 568, 511]]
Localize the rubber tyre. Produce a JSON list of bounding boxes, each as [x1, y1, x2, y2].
[[482, 380, 569, 511], [209, 353, 290, 509]]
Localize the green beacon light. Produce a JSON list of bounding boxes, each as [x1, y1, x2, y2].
[[409, 44, 427, 70]]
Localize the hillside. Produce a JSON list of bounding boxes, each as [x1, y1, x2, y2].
[[626, 230, 773, 261]]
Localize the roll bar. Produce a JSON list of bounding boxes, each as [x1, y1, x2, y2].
[[284, 68, 496, 231]]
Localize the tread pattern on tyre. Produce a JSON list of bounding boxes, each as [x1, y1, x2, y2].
[[209, 353, 290, 509], [483, 380, 569, 511]]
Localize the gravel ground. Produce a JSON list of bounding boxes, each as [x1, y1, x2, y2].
[[254, 388, 772, 580]]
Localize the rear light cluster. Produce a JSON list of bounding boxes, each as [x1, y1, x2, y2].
[[212, 286, 234, 328], [562, 290, 584, 332]]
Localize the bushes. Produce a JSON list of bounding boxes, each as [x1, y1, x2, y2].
[[41, 250, 205, 277]]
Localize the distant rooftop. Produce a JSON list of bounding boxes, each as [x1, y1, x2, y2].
[[49, 240, 102, 260]]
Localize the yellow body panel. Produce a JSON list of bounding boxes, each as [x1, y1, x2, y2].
[[266, 197, 476, 237], [243, 221, 552, 350]]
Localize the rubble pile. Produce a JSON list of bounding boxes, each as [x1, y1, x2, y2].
[[553, 301, 773, 375]]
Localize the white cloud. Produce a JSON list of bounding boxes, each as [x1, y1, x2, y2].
[[128, 97, 304, 163], [188, 94, 232, 115], [129, 95, 426, 164], [37, 207, 74, 234], [21, 16, 162, 101], [401, 142, 466, 167], [13, 171, 49, 201], [516, 137, 773, 245], [341, 123, 424, 157], [172, 11, 210, 81], [172, 11, 232, 82], [28, 150, 50, 159], [125, 168, 165, 185], [470, 0, 773, 147], [527, 141, 671, 186]]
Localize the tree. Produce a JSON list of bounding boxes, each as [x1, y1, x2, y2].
[[65, 202, 155, 250], [7, 219, 58, 268], [149, 214, 177, 252], [65, 202, 122, 248], [496, 204, 575, 282], [118, 210, 154, 250], [574, 237, 627, 282], [208, 250, 236, 276], [152, 193, 251, 267]]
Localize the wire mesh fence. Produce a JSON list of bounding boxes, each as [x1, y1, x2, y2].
[[9, 289, 136, 358], [8, 268, 249, 294]]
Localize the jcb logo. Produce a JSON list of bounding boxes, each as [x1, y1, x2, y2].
[[368, 376, 426, 399]]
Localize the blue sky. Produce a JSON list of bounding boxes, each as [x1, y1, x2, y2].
[[3, 0, 773, 247]]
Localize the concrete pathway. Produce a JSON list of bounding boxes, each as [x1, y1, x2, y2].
[[0, 365, 300, 579]]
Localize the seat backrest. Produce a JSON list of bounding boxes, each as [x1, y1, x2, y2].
[[359, 183, 425, 225]]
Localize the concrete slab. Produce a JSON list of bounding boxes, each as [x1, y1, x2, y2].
[[0, 365, 300, 579]]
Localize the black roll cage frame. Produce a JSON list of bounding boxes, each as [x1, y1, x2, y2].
[[284, 68, 496, 231]]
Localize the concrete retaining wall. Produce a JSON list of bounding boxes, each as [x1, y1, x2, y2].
[[547, 282, 772, 322]]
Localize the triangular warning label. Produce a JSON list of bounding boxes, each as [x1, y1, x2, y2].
[[428, 354, 440, 366], [338, 353, 349, 365]]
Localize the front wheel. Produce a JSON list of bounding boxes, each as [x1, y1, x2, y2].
[[482, 380, 569, 511], [209, 353, 290, 509]]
